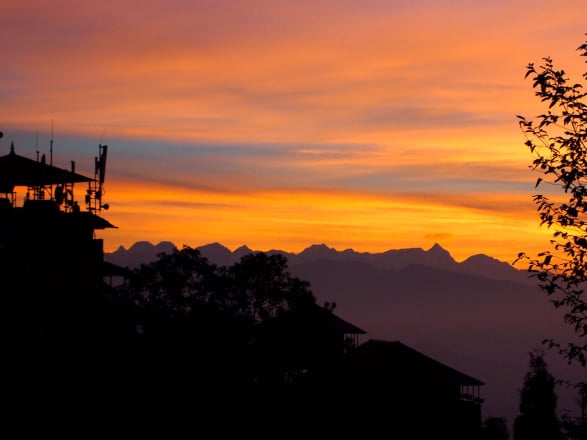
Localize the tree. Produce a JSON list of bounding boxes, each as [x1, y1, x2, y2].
[[117, 246, 319, 434], [480, 417, 510, 440], [516, 35, 587, 366], [227, 252, 315, 322], [126, 247, 315, 323], [513, 350, 562, 440], [560, 382, 587, 440]]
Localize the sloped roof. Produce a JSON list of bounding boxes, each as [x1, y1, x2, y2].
[[74, 211, 117, 230], [0, 145, 94, 188], [346, 339, 483, 386], [270, 302, 367, 335]]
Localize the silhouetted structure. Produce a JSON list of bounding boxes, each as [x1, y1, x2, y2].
[[1, 137, 126, 437], [0, 140, 115, 293], [253, 307, 484, 439], [255, 302, 366, 380], [334, 339, 484, 439]]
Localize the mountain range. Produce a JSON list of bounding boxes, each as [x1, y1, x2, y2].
[[107, 241, 530, 283], [105, 241, 585, 427]]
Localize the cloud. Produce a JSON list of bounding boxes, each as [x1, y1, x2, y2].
[[2, 0, 585, 263]]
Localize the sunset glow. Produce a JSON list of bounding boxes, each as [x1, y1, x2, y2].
[[2, 0, 586, 263]]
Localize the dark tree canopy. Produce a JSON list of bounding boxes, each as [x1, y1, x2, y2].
[[227, 252, 315, 322], [514, 350, 562, 440], [126, 246, 223, 314], [480, 417, 510, 440], [107, 246, 320, 436], [560, 382, 587, 440], [516, 35, 587, 365], [124, 246, 315, 324]]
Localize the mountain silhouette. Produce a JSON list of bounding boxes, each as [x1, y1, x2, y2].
[[106, 241, 524, 282], [104, 241, 584, 425], [107, 240, 176, 268]]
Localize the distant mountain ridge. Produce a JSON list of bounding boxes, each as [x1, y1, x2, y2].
[[105, 241, 529, 285], [107, 241, 176, 269]]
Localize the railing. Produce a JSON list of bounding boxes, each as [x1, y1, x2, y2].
[[460, 385, 483, 404]]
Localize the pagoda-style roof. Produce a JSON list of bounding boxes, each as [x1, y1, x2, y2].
[[0, 143, 94, 190]]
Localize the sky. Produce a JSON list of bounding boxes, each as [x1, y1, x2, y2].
[[2, 0, 587, 263]]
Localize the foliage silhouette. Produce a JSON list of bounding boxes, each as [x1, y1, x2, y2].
[[114, 246, 321, 436], [513, 350, 562, 440], [560, 382, 587, 440], [480, 417, 510, 440], [226, 251, 315, 322], [515, 35, 587, 365], [125, 246, 315, 321]]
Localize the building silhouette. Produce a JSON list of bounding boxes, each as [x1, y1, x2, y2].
[[0, 140, 115, 294], [254, 304, 484, 439]]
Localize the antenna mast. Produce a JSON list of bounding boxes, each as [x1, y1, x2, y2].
[[87, 144, 109, 212], [50, 120, 54, 166]]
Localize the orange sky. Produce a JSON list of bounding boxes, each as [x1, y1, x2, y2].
[[2, 0, 586, 263]]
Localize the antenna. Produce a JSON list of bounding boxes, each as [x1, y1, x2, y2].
[[35, 131, 39, 161], [97, 144, 107, 184], [87, 144, 109, 212], [50, 120, 54, 166]]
